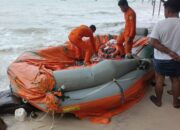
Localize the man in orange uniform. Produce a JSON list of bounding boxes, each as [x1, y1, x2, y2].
[[68, 25, 96, 65], [117, 0, 136, 58]]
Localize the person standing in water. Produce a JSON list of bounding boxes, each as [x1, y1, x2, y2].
[[117, 0, 136, 58]]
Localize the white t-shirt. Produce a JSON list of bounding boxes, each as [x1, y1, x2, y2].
[[150, 18, 180, 60]]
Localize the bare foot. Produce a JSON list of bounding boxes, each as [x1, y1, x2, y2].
[[150, 95, 162, 107]]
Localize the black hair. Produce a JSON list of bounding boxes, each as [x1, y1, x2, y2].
[[89, 25, 96, 32], [164, 0, 180, 13], [118, 0, 128, 6]]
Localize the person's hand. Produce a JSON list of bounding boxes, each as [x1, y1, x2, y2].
[[83, 61, 91, 66], [168, 51, 180, 61]]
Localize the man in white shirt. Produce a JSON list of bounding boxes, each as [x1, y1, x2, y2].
[[149, 0, 180, 108]]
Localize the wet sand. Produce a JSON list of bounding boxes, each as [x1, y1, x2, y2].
[[1, 78, 180, 130]]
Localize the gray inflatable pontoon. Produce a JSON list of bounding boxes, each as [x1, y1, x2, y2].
[[53, 58, 153, 107]]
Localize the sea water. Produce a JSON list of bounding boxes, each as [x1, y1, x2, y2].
[[0, 0, 164, 91]]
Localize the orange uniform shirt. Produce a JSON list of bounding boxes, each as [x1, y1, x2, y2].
[[124, 7, 136, 38], [68, 25, 95, 65], [69, 25, 95, 51], [69, 25, 93, 39], [117, 7, 136, 55]]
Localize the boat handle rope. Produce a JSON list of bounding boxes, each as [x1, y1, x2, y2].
[[113, 78, 125, 104]]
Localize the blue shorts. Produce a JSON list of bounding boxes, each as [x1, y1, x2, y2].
[[153, 59, 180, 77]]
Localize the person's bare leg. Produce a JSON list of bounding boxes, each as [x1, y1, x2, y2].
[[125, 41, 133, 59], [170, 77, 180, 108], [0, 117, 7, 130], [117, 34, 125, 56], [150, 72, 165, 107], [167, 77, 180, 96]]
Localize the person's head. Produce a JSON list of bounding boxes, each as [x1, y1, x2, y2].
[[89, 25, 96, 33], [118, 0, 129, 13], [163, 0, 180, 18]]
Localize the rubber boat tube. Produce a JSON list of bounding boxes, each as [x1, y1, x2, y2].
[[53, 59, 139, 92]]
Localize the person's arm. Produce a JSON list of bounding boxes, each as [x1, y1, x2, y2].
[[84, 28, 96, 54], [90, 35, 97, 54], [128, 13, 136, 43], [151, 38, 180, 61], [84, 50, 91, 65]]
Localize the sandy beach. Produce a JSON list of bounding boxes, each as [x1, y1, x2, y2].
[[1, 78, 180, 130]]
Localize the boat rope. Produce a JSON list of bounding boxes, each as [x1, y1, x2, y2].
[[30, 110, 50, 122], [30, 110, 56, 130], [48, 111, 55, 130], [113, 79, 125, 104]]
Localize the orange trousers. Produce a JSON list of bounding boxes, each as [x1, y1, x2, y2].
[[69, 35, 93, 65], [117, 33, 134, 55]]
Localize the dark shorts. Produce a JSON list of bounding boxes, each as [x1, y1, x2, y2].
[[153, 59, 180, 77]]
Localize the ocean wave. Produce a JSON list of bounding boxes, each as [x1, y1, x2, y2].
[[46, 11, 85, 17], [0, 43, 45, 52], [0, 47, 29, 53], [88, 11, 117, 15], [97, 21, 124, 28], [0, 40, 65, 52], [56, 13, 84, 17], [11, 28, 50, 34]]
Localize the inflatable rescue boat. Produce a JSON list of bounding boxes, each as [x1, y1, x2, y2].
[[7, 28, 154, 123]]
